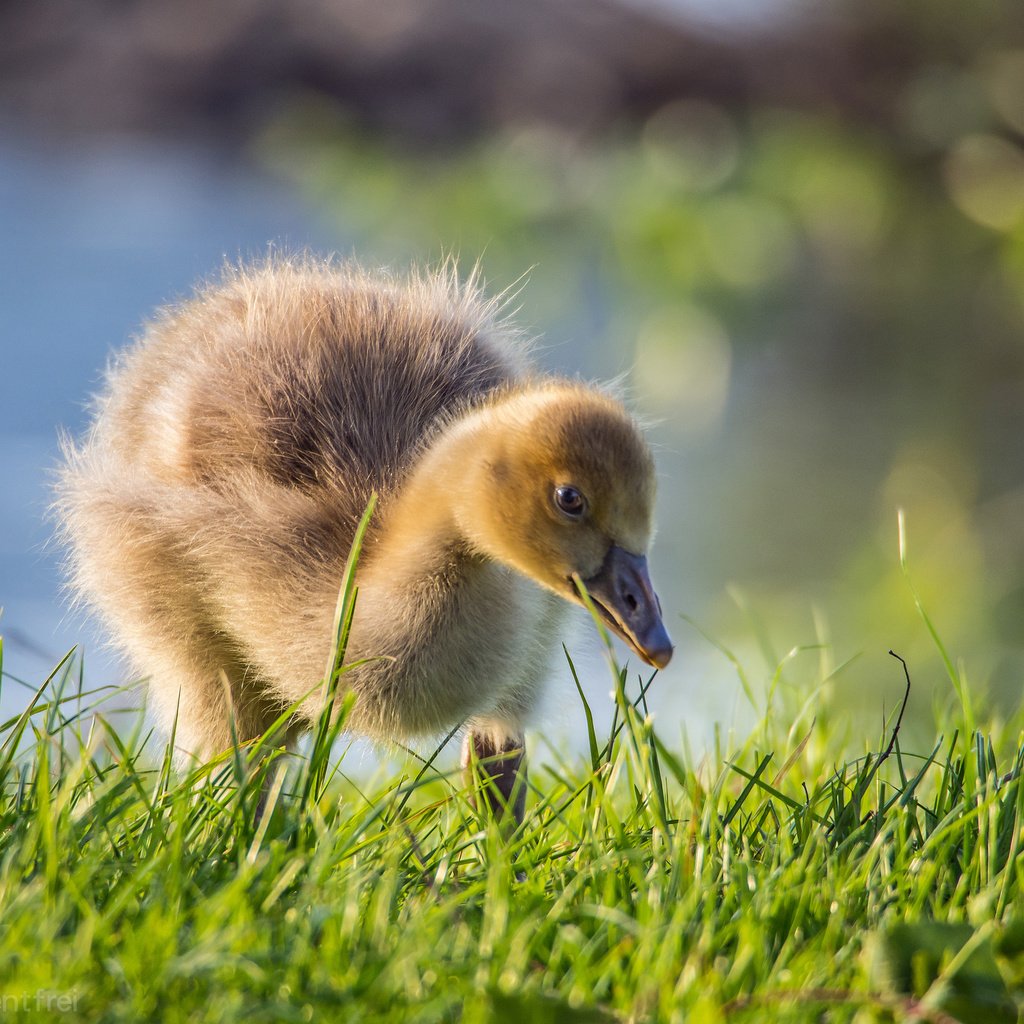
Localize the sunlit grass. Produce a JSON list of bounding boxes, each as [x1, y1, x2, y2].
[[1, 507, 1021, 1022], [1, 612, 1023, 1023]]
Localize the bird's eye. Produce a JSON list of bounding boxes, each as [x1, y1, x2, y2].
[[554, 485, 587, 518]]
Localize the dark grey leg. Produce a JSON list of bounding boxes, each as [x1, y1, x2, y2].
[[252, 727, 299, 825], [461, 727, 527, 827], [253, 752, 286, 824]]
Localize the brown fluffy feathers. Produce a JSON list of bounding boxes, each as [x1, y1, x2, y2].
[[57, 257, 671, 796]]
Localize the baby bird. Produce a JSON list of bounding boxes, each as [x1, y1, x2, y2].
[[58, 258, 672, 822]]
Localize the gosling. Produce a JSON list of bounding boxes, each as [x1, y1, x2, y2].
[[57, 258, 672, 822]]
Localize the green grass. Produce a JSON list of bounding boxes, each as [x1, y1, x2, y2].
[[1, 650, 1022, 1022], [2, 597, 1024, 1021]]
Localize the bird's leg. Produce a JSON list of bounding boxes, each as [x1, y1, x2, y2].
[[461, 724, 527, 828], [247, 713, 303, 826]]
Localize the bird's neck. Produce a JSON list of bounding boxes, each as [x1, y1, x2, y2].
[[360, 412, 491, 591]]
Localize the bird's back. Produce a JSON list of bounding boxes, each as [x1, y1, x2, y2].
[[90, 259, 527, 536]]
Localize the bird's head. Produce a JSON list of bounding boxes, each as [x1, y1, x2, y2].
[[456, 386, 673, 669]]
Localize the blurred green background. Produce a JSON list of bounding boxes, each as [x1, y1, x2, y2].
[[2, 0, 1023, 751]]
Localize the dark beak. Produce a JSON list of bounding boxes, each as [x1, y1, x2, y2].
[[576, 546, 674, 669]]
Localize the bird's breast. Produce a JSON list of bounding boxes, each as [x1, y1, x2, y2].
[[343, 563, 563, 739]]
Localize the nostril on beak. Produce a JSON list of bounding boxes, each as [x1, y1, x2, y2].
[[624, 591, 638, 613]]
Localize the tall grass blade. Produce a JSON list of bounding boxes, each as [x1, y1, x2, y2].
[[301, 494, 377, 809]]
